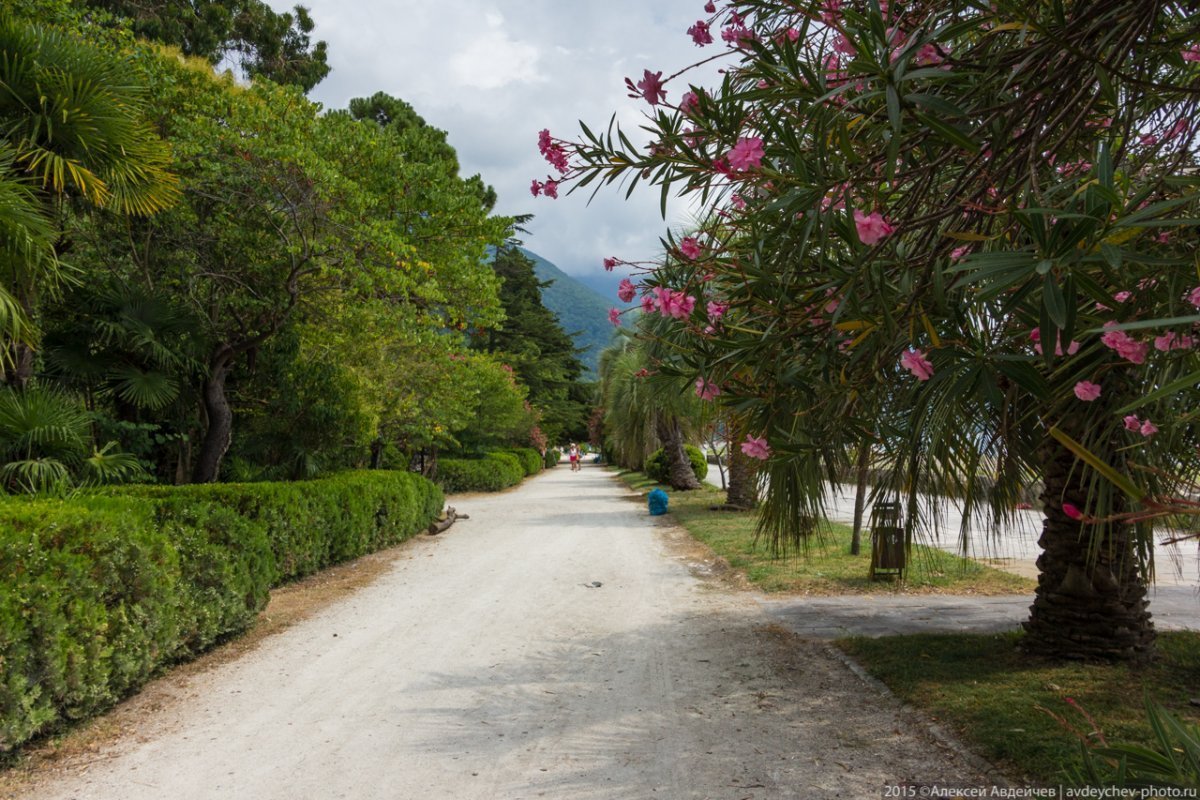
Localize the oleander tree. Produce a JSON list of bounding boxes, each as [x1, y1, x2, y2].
[[539, 0, 1200, 661]]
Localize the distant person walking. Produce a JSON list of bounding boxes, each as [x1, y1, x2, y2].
[[569, 443, 581, 472]]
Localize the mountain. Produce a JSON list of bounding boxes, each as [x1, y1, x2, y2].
[[518, 248, 616, 378]]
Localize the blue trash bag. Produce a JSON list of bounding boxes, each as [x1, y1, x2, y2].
[[647, 488, 669, 516]]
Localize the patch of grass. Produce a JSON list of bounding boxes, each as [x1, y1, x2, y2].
[[616, 470, 1034, 596], [837, 631, 1200, 784]]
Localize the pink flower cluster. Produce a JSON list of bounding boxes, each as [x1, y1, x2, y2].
[[650, 287, 696, 319], [537, 129, 569, 173], [695, 377, 720, 401], [726, 137, 764, 171], [1184, 44, 1200, 62], [679, 236, 703, 259], [603, 257, 618, 271], [1073, 381, 1102, 402], [854, 210, 895, 245], [1100, 323, 1149, 364], [707, 300, 728, 320], [608, 308, 622, 326], [900, 349, 934, 381], [530, 179, 559, 198], [1123, 415, 1159, 437], [741, 435, 770, 460], [1187, 286, 1200, 308], [1155, 331, 1195, 352], [687, 20, 713, 46], [617, 278, 637, 303]]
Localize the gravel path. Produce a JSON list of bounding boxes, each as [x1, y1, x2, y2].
[[19, 464, 992, 800]]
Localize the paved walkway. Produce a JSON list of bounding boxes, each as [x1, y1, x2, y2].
[[758, 587, 1200, 640]]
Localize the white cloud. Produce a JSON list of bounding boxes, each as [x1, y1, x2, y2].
[[278, 0, 727, 275], [450, 30, 542, 90]]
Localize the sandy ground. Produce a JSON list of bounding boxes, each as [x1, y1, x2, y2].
[[12, 463, 994, 800]]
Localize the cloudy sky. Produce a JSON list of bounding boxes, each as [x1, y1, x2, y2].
[[277, 0, 724, 285]]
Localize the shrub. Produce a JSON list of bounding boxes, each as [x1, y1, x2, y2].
[[644, 445, 708, 484], [436, 452, 526, 492], [503, 447, 543, 476], [0, 470, 440, 753], [545, 448, 562, 468]]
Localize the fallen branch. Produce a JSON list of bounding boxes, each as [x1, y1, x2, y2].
[[427, 506, 469, 535]]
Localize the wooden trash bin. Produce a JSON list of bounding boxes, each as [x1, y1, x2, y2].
[[869, 500, 906, 580]]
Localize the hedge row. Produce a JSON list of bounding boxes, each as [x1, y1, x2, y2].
[[644, 445, 709, 485], [435, 448, 545, 493], [0, 470, 442, 753]]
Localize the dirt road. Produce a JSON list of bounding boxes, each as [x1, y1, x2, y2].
[[20, 464, 989, 799]]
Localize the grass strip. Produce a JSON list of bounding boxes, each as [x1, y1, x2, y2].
[[617, 470, 1034, 595], [837, 631, 1200, 784]]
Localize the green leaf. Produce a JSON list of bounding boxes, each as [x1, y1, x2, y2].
[[1048, 427, 1145, 501], [1115, 370, 1200, 414], [1042, 273, 1067, 328]]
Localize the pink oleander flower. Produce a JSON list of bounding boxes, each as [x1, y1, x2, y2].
[[741, 435, 771, 460], [1140, 420, 1159, 437], [900, 349, 934, 381], [726, 136, 765, 171], [640, 294, 656, 314], [1062, 503, 1084, 521], [1124, 415, 1142, 432], [608, 308, 621, 326], [704, 0, 716, 11], [542, 179, 559, 199], [687, 20, 713, 46], [1187, 286, 1200, 308], [1155, 331, 1195, 351], [617, 279, 637, 304], [707, 300, 728, 320], [603, 257, 618, 271], [680, 237, 703, 260], [1183, 44, 1200, 62], [950, 246, 971, 261], [636, 69, 667, 105], [1100, 324, 1149, 364], [530, 179, 543, 197], [1113, 291, 1132, 303], [670, 293, 696, 319], [680, 91, 700, 115], [1073, 380, 1102, 401], [695, 377, 721, 401], [854, 210, 895, 245], [730, 193, 746, 210], [915, 43, 945, 66], [1140, 133, 1159, 146]]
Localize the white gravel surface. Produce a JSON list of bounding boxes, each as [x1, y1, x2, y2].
[[23, 464, 991, 800]]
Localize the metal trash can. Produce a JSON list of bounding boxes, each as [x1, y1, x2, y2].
[[869, 500, 906, 580]]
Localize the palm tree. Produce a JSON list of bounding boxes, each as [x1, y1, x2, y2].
[[0, 11, 178, 385]]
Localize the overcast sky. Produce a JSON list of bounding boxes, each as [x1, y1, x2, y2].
[[280, 0, 723, 282]]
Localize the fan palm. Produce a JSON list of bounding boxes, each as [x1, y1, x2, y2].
[[0, 11, 178, 383]]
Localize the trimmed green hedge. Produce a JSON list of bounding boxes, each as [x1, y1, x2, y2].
[[502, 447, 543, 477], [0, 470, 441, 753], [644, 445, 708, 484], [436, 451, 527, 492], [545, 448, 562, 468]]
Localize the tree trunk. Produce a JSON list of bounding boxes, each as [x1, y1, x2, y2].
[[1021, 435, 1154, 662], [850, 443, 871, 556], [192, 345, 235, 483], [369, 437, 384, 469], [725, 419, 758, 510], [657, 414, 701, 490]]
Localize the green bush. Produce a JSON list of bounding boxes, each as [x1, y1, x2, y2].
[[436, 452, 526, 492], [644, 445, 708, 484], [545, 448, 562, 468], [503, 447, 543, 476], [0, 470, 440, 753]]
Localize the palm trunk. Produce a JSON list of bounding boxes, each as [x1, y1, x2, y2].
[[850, 443, 870, 556], [725, 419, 758, 509], [192, 345, 235, 483], [1021, 435, 1154, 662], [657, 414, 701, 490]]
